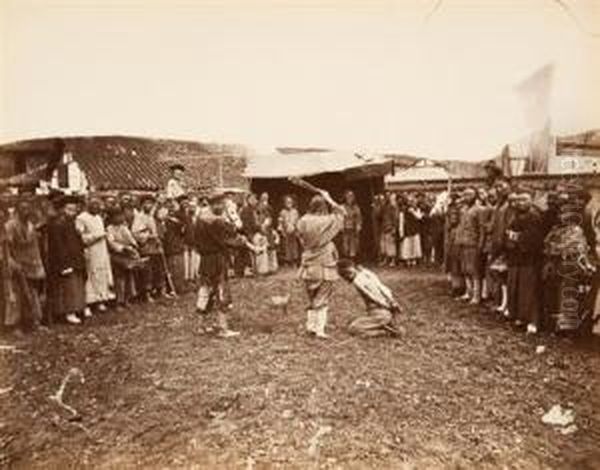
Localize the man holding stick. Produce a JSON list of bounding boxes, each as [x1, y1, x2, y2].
[[294, 179, 346, 339]]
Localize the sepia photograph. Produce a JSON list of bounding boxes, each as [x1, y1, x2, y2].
[[0, 0, 599, 468]]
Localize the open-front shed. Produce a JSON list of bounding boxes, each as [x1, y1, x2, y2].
[[245, 149, 392, 261]]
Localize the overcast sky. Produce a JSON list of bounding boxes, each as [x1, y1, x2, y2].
[[1, 0, 599, 160]]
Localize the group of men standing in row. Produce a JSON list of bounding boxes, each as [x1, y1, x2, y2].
[[444, 176, 599, 336]]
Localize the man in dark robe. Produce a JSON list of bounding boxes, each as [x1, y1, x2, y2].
[[506, 188, 544, 333], [47, 195, 87, 325], [194, 191, 259, 338], [163, 198, 187, 295]]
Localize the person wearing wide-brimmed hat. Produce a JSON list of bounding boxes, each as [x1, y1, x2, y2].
[[166, 163, 187, 200]]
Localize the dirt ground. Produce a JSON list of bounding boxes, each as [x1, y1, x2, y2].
[[1, 268, 600, 470]]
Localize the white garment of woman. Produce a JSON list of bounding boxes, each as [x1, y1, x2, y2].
[[76, 211, 115, 304]]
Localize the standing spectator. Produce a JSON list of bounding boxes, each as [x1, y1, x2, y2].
[[429, 194, 446, 266], [103, 196, 119, 221], [372, 194, 385, 263], [106, 208, 141, 309], [583, 190, 600, 320], [380, 193, 399, 267], [297, 190, 346, 338], [76, 196, 115, 317], [257, 192, 273, 226], [184, 195, 201, 283], [479, 187, 497, 302], [47, 195, 87, 325], [399, 195, 423, 267], [541, 191, 561, 237], [254, 217, 277, 276], [505, 188, 544, 334], [121, 195, 138, 228], [341, 190, 362, 261], [278, 195, 301, 267], [163, 199, 187, 295], [223, 191, 243, 231], [455, 188, 482, 304], [445, 201, 463, 297], [132, 195, 166, 301], [0, 203, 12, 330], [4, 200, 46, 331], [543, 193, 595, 334], [252, 227, 269, 275], [266, 217, 280, 274], [237, 193, 260, 276], [166, 164, 187, 199], [418, 194, 434, 265], [488, 177, 514, 315]]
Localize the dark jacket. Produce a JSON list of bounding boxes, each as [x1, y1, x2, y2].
[[47, 214, 86, 277], [240, 205, 260, 237], [163, 214, 186, 256], [506, 209, 544, 267]]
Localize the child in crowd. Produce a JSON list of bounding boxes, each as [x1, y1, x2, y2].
[[254, 219, 271, 276], [265, 218, 280, 274]]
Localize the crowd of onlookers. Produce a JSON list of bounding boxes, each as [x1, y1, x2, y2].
[[1, 175, 598, 337], [0, 188, 365, 333], [371, 177, 599, 336]]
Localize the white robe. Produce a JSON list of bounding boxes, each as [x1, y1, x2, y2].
[[76, 212, 114, 304]]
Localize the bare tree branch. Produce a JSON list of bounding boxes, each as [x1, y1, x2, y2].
[[551, 0, 600, 38], [423, 0, 600, 37], [424, 0, 443, 23]]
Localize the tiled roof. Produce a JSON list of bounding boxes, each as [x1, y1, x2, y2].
[[64, 136, 248, 191]]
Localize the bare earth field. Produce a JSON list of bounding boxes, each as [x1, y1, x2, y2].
[[1, 268, 600, 469]]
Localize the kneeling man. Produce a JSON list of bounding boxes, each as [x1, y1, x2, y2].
[[337, 259, 402, 337]]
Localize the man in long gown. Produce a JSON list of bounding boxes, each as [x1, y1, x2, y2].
[[506, 188, 544, 334], [4, 200, 46, 331], [341, 190, 362, 261], [297, 190, 346, 339], [76, 196, 114, 317], [277, 195, 301, 267], [47, 195, 87, 325]]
